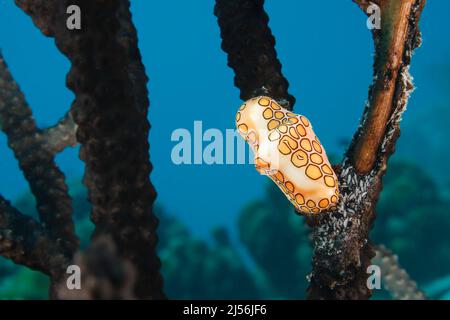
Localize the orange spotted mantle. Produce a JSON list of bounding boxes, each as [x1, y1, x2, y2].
[[236, 96, 339, 214]]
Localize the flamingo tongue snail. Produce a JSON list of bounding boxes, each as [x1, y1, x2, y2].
[[236, 96, 339, 215]]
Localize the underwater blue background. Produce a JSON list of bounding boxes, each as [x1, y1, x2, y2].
[[0, 0, 450, 299]]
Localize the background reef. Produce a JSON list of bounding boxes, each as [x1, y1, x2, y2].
[[2, 158, 450, 299]]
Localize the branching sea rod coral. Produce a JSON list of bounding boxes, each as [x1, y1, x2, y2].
[[236, 96, 339, 215], [0, 0, 165, 299], [216, 0, 427, 299], [214, 0, 295, 109]]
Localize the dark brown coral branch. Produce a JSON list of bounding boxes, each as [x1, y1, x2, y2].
[[373, 245, 427, 300], [351, 0, 425, 174], [0, 195, 68, 277], [15, 0, 165, 299], [214, 0, 295, 109], [307, 0, 426, 300], [215, 0, 426, 299], [354, 0, 382, 12], [0, 53, 78, 255]]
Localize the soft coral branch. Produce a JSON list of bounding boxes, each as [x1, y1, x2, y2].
[[39, 110, 78, 155], [307, 0, 426, 299], [351, 0, 425, 174], [214, 0, 295, 109], [374, 244, 427, 300], [0, 195, 68, 277], [15, 0, 165, 299], [0, 53, 78, 254]]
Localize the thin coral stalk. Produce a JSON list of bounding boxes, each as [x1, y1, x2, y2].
[[215, 0, 295, 109], [39, 110, 78, 155], [0, 195, 69, 276]]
